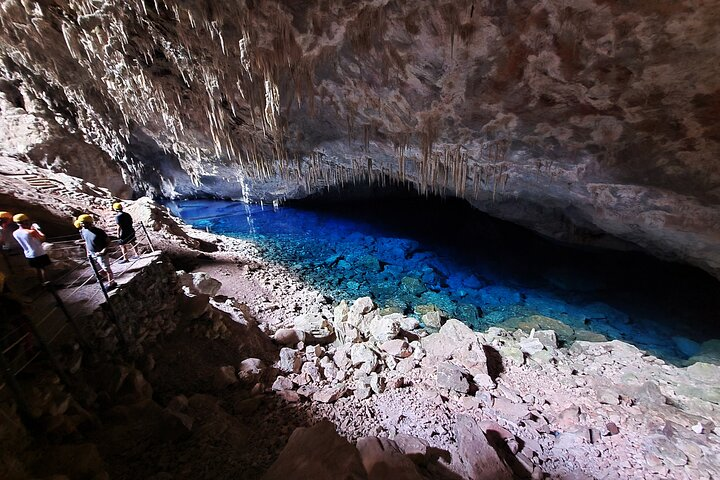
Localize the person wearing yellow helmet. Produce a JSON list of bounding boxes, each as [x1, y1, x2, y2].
[[12, 213, 51, 283], [112, 202, 138, 263], [77, 214, 116, 289], [0, 211, 16, 251]]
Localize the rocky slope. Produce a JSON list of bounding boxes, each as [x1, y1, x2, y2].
[[1, 1, 720, 275], [2, 195, 719, 480]]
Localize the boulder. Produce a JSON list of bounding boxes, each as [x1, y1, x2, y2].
[[393, 434, 430, 465], [398, 316, 421, 331], [350, 297, 375, 316], [273, 328, 307, 346], [238, 358, 265, 381], [455, 414, 513, 479], [356, 436, 424, 479], [177, 271, 222, 296], [369, 314, 401, 342], [400, 276, 426, 296], [420, 333, 456, 362], [178, 292, 210, 321], [313, 384, 347, 403], [499, 346, 524, 367], [354, 378, 372, 400], [212, 366, 238, 389], [532, 330, 557, 349], [687, 362, 720, 384], [439, 319, 477, 344], [262, 421, 367, 480], [519, 337, 545, 355], [333, 345, 353, 371], [351, 343, 378, 372], [293, 313, 334, 338], [380, 339, 412, 358], [421, 311, 443, 329], [272, 376, 294, 391], [436, 362, 470, 394], [278, 348, 303, 374]]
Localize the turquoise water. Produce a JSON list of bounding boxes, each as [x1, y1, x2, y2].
[[168, 194, 720, 363]]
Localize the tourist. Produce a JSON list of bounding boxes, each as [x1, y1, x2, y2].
[[0, 211, 15, 250], [12, 213, 51, 284], [77, 214, 117, 289], [112, 203, 139, 263]]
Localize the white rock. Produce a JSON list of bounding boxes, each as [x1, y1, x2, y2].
[[351, 343, 378, 372], [520, 337, 545, 355], [278, 348, 303, 374], [380, 339, 412, 358], [350, 297, 375, 316], [369, 314, 401, 342]]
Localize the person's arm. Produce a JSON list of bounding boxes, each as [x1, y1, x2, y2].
[[29, 224, 45, 241]]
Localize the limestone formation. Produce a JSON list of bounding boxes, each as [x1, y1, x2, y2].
[[1, 1, 720, 277]]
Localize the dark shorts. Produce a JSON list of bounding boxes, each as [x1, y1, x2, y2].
[[119, 230, 136, 245], [28, 254, 51, 269]]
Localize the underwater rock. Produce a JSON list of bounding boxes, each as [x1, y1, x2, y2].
[[418, 292, 456, 315], [574, 330, 608, 343], [671, 337, 701, 358], [400, 276, 426, 296], [357, 254, 382, 273], [500, 315, 576, 344], [421, 311, 443, 329], [454, 303, 482, 325]]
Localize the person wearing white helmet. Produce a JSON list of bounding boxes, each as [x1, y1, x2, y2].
[[12, 213, 51, 283]]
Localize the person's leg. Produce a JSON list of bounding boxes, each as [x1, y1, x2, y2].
[[36, 266, 45, 283], [102, 256, 115, 283], [119, 244, 129, 261]]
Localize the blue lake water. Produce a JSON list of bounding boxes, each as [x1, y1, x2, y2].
[[168, 194, 720, 364]]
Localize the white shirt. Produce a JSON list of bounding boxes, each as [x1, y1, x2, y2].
[[13, 227, 46, 258]]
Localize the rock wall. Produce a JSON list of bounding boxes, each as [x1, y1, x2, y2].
[[1, 1, 719, 275], [87, 252, 181, 354]]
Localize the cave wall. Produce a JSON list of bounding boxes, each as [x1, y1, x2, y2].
[[1, 0, 719, 275]]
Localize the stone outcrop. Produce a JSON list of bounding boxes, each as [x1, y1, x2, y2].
[[0, 2, 719, 276]]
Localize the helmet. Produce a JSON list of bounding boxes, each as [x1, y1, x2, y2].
[[112, 202, 123, 211], [77, 214, 94, 224], [73, 219, 83, 229], [0, 211, 12, 220], [13, 213, 29, 223]]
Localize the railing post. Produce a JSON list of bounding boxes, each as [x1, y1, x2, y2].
[[139, 222, 155, 252], [45, 282, 91, 351], [87, 255, 128, 355]]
